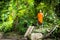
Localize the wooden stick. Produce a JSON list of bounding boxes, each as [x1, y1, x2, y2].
[[24, 26, 34, 37]]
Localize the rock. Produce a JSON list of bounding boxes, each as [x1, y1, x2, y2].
[[31, 33, 44, 40]]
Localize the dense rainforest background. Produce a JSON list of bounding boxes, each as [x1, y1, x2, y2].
[[0, 0, 60, 39]]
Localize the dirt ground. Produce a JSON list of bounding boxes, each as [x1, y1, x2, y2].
[[0, 32, 60, 40]]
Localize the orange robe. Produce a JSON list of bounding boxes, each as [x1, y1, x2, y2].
[[37, 12, 43, 24]]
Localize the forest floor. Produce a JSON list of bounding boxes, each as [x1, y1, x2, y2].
[[0, 32, 60, 40]]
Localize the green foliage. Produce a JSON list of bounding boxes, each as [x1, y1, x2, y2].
[[0, 0, 60, 35]]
